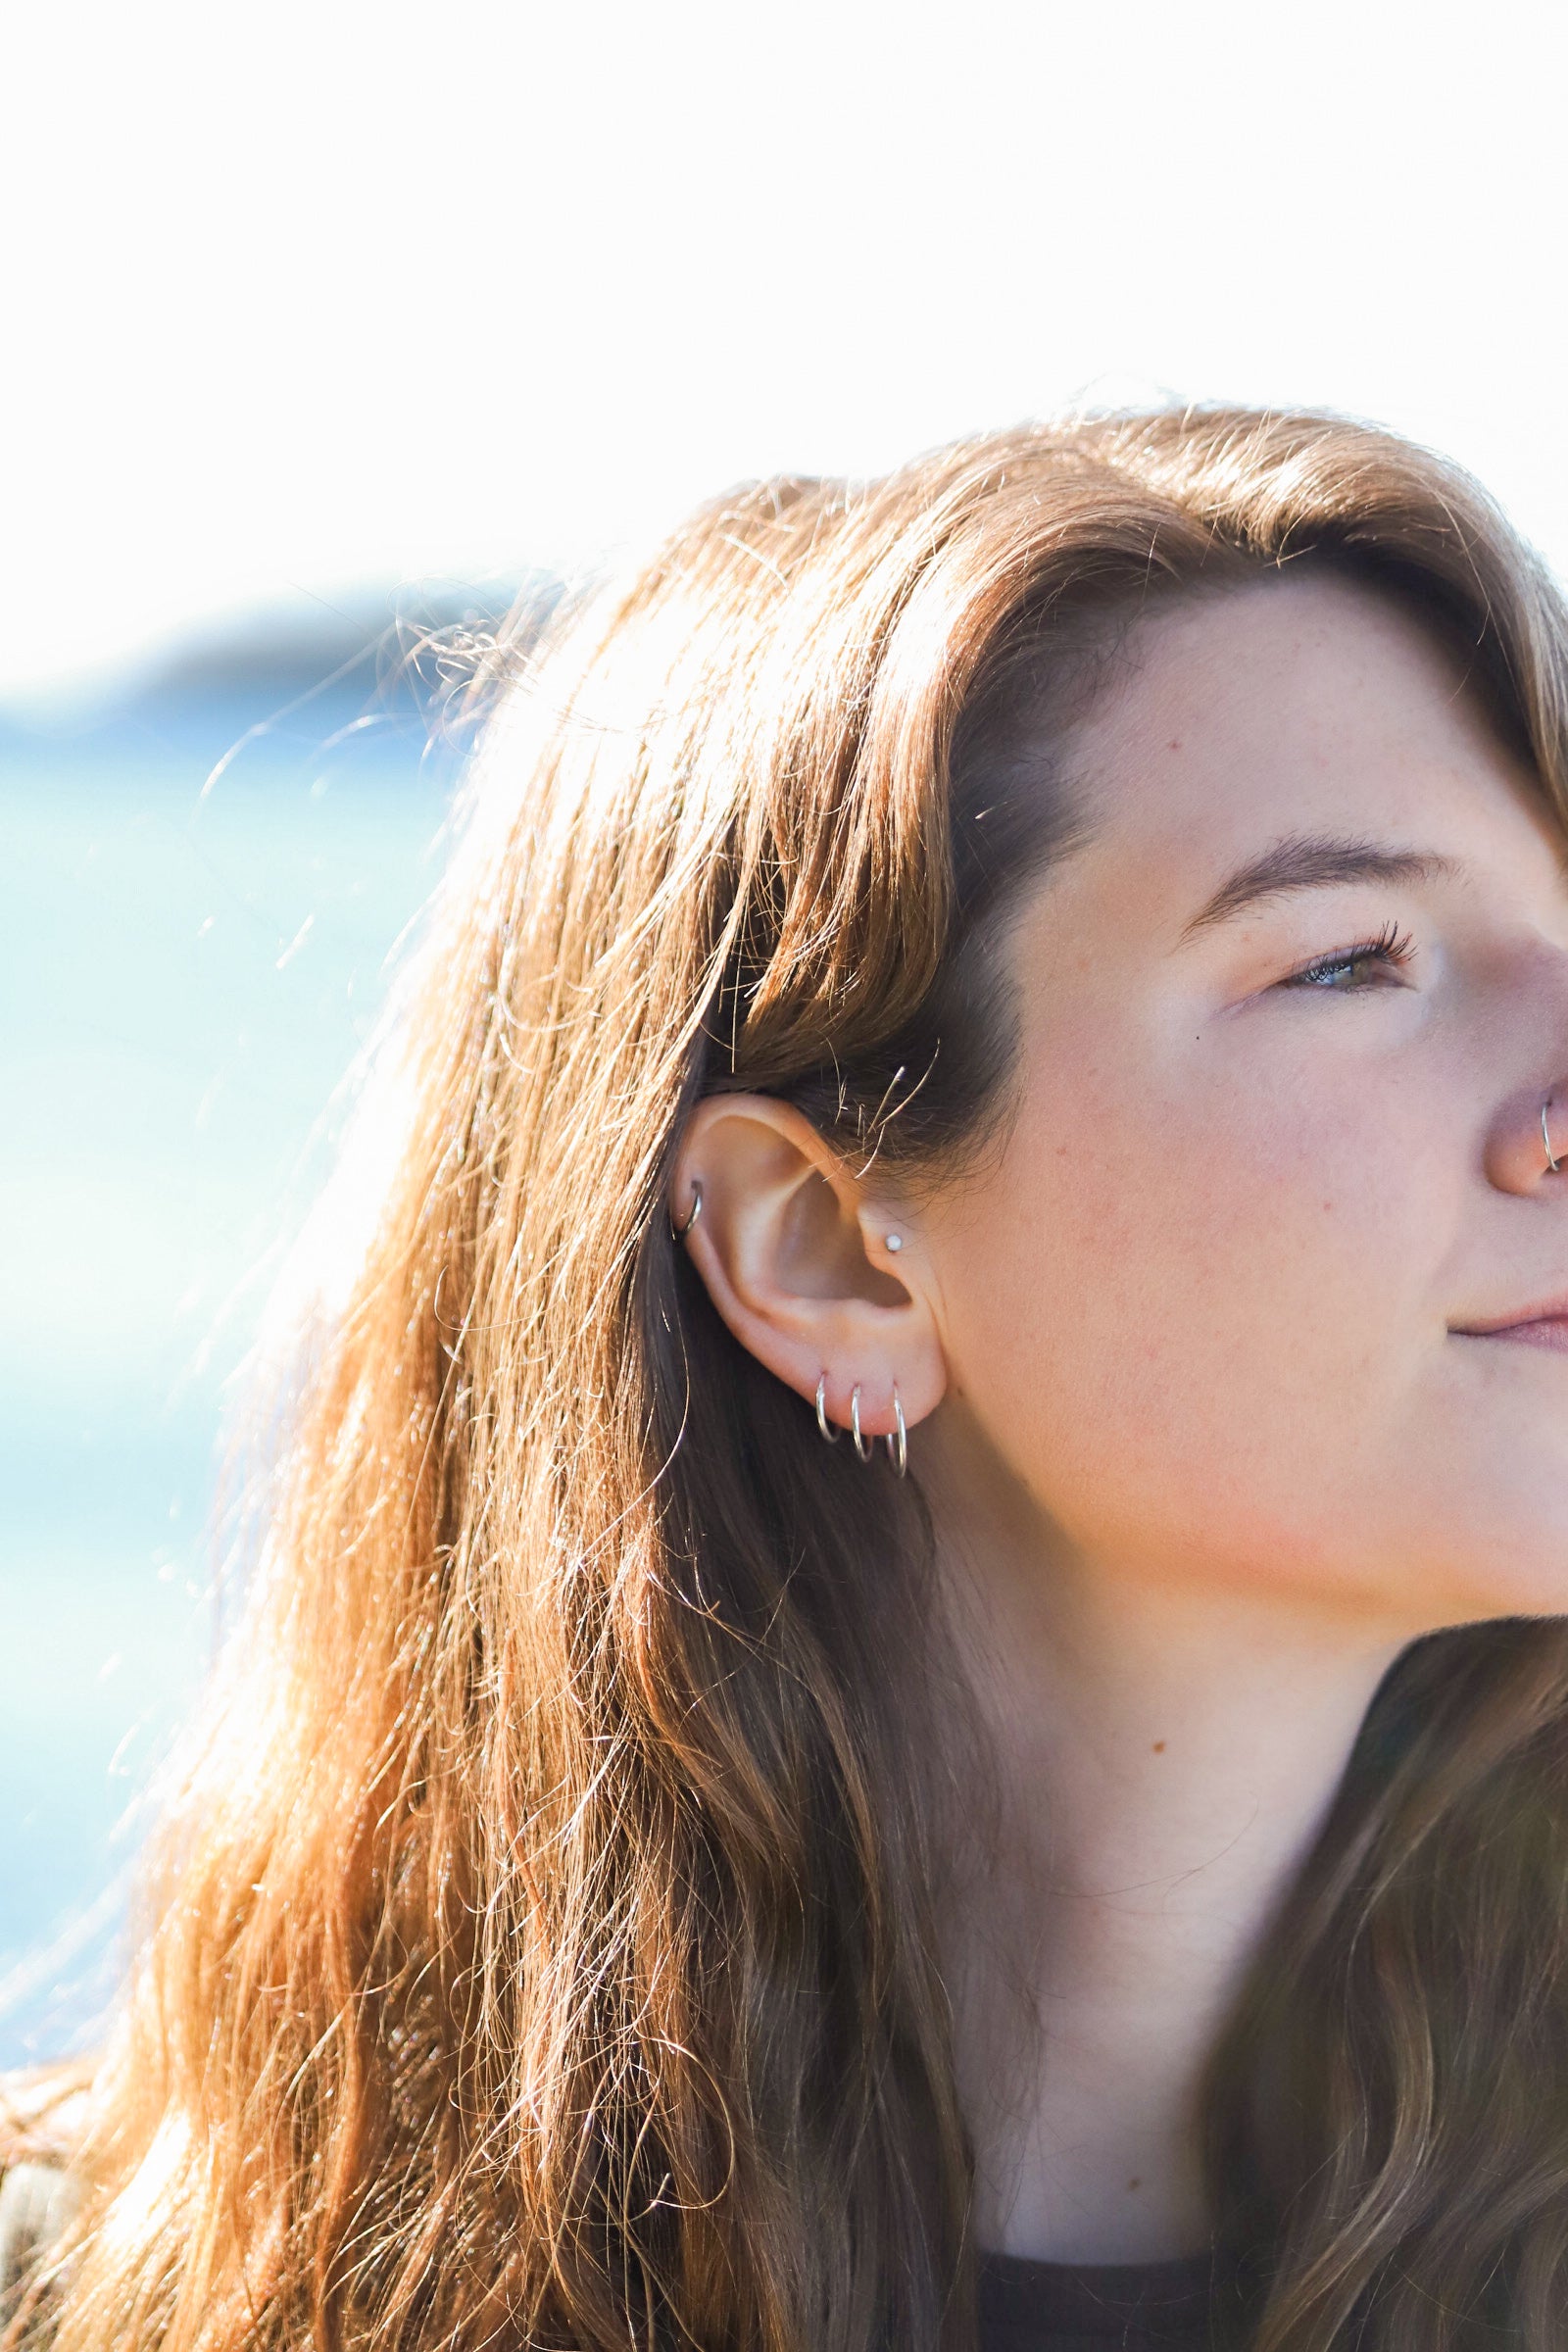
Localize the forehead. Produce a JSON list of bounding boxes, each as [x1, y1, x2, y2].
[[1050, 570, 1559, 927]]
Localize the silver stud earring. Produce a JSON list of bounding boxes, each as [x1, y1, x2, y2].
[[885, 1232, 904, 1253]]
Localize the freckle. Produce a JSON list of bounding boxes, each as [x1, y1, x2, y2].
[[1127, 2177, 1142, 2191], [1152, 1740, 1166, 1753], [1167, 738, 1181, 752]]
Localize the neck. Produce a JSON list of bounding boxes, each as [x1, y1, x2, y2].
[[925, 1434, 1407, 2265]]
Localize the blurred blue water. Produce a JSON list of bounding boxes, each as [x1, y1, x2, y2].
[[0, 679, 460, 2066]]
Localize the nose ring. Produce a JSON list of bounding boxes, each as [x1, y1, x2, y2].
[[1545, 1098, 1562, 1175]]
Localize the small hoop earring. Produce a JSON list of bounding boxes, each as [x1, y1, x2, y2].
[[850, 1384, 874, 1463], [886, 1384, 907, 1479], [1545, 1098, 1562, 1175], [672, 1179, 703, 1236], [815, 1373, 840, 1444]]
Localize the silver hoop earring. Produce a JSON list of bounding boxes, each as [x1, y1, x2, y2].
[[672, 1179, 703, 1236], [1545, 1098, 1562, 1175], [815, 1373, 840, 1444], [850, 1384, 874, 1463], [886, 1384, 907, 1479]]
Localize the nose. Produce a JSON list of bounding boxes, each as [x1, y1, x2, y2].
[[1479, 926, 1568, 1195], [1487, 1082, 1568, 1195]]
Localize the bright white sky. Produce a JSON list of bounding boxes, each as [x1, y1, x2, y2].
[[3, 0, 1566, 697]]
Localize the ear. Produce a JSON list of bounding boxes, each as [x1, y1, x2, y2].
[[671, 1095, 947, 1439]]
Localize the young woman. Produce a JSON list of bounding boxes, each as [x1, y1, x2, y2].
[[9, 405, 1568, 2351]]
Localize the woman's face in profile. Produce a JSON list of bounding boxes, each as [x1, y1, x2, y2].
[[924, 570, 1568, 1633]]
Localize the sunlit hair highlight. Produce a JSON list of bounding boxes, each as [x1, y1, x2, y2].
[[20, 408, 1568, 2351]]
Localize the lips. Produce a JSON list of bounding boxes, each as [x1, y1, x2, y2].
[[1452, 1294, 1568, 1345], [1458, 1319, 1568, 1352]]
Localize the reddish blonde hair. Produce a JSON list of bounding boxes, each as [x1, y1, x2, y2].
[[22, 409, 1568, 2350]]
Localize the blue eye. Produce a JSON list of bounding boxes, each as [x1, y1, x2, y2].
[[1281, 919, 1417, 992]]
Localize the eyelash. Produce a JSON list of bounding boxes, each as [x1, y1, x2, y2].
[[1280, 918, 1417, 992]]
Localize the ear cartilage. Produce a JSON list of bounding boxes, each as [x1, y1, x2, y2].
[[885, 1233, 904, 1252]]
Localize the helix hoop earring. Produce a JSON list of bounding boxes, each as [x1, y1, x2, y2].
[[886, 1384, 907, 1479], [850, 1384, 875, 1463], [1545, 1098, 1562, 1175], [815, 1373, 840, 1444], [671, 1179, 703, 1236]]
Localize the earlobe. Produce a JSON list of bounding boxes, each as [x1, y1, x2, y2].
[[812, 1368, 909, 1476]]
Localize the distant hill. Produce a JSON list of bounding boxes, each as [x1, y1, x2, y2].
[[0, 573, 565, 750], [126, 574, 562, 720]]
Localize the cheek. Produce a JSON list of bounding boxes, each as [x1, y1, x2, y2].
[[939, 1059, 1431, 1581]]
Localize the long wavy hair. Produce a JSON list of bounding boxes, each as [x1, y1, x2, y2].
[[20, 408, 1568, 2351]]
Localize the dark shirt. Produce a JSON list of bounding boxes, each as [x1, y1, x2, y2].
[[2, 2160, 1245, 2348], [977, 2243, 1235, 2352]]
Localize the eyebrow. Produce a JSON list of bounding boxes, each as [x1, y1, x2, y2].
[[1176, 833, 1468, 945]]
